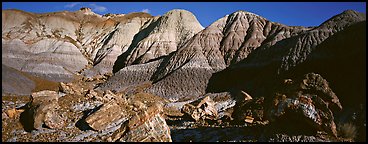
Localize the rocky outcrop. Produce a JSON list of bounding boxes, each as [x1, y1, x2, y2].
[[268, 73, 342, 137], [2, 8, 204, 96], [291, 21, 366, 142], [287, 20, 366, 109]]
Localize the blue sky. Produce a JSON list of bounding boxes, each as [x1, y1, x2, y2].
[[2, 2, 366, 27]]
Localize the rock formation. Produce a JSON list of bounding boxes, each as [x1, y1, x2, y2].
[[207, 10, 366, 95], [182, 96, 218, 122], [101, 10, 309, 100], [111, 103, 172, 142], [268, 73, 342, 137], [85, 99, 128, 131], [1, 7, 366, 142], [3, 8, 365, 101], [26, 90, 65, 130], [2, 8, 155, 82], [105, 10, 364, 101], [112, 9, 204, 70]]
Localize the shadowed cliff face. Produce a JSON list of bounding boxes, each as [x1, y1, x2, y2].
[[285, 21, 366, 142], [206, 11, 365, 98], [286, 21, 366, 108], [143, 10, 365, 100]]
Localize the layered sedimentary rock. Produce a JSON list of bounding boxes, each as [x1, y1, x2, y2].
[[245, 10, 366, 74], [85, 100, 129, 131], [2, 8, 365, 105], [83, 12, 154, 77], [99, 9, 205, 99], [101, 10, 311, 100], [207, 10, 365, 96], [126, 10, 336, 100], [2, 64, 35, 96], [112, 9, 204, 70], [2, 8, 204, 96], [153, 10, 309, 79], [2, 9, 90, 81], [2, 7, 366, 142], [2, 8, 155, 82], [98, 60, 162, 93], [112, 103, 172, 142]]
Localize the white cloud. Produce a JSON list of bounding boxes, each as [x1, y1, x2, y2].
[[65, 2, 81, 8], [141, 9, 150, 13], [89, 3, 107, 13]]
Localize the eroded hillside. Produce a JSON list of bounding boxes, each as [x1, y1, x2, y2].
[[2, 8, 366, 142]]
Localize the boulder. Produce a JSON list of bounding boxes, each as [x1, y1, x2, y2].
[[269, 73, 342, 137], [110, 103, 172, 142], [182, 96, 218, 122], [299, 73, 342, 111], [27, 90, 65, 130], [85, 92, 128, 131], [204, 92, 236, 120]]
